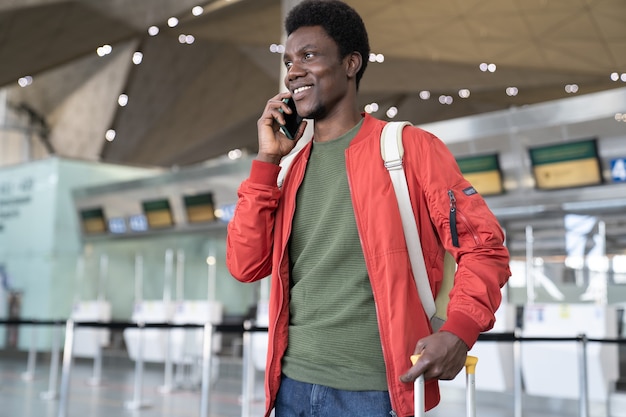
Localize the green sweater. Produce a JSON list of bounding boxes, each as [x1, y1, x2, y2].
[[283, 119, 387, 391]]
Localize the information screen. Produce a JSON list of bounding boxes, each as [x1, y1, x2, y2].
[[456, 153, 504, 196], [142, 199, 174, 228], [79, 207, 106, 234], [529, 138, 602, 190], [183, 192, 216, 223]]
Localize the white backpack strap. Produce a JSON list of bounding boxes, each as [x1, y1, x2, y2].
[[381, 121, 436, 320], [277, 133, 313, 188]]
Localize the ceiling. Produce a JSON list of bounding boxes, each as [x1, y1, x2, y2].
[[1, 0, 625, 168]]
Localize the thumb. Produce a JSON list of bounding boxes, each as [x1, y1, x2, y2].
[[399, 354, 428, 383]]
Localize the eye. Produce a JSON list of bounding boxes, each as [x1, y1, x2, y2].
[[284, 60, 293, 69], [304, 52, 314, 60]]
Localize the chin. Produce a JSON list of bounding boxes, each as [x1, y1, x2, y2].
[[305, 105, 326, 120]]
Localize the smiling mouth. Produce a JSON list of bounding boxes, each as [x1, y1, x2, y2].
[[293, 85, 312, 95]]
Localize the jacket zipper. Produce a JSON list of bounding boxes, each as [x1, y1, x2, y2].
[[346, 149, 399, 414], [448, 190, 460, 248], [448, 189, 482, 247]]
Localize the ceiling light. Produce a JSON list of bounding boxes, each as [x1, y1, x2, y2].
[[177, 34, 196, 44], [386, 106, 398, 118], [611, 72, 619, 81], [132, 52, 143, 65], [364, 102, 380, 113], [506, 87, 519, 96], [458, 89, 470, 98], [419, 90, 431, 100], [228, 149, 243, 160], [369, 53, 376, 62], [439, 95, 453, 105], [148, 26, 159, 36], [622, 73, 626, 82], [479, 62, 497, 72], [375, 53, 384, 63], [118, 94, 128, 107], [270, 44, 278, 53], [168, 17, 179, 27], [96, 45, 112, 57], [565, 84, 579, 94], [192, 6, 204, 16], [17, 76, 33, 87], [105, 129, 116, 142]]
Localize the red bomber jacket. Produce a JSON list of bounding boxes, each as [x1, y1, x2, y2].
[[226, 113, 511, 417]]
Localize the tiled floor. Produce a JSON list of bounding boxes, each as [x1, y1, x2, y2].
[[0, 349, 624, 417]]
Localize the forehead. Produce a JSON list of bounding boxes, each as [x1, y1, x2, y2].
[[285, 25, 338, 55]]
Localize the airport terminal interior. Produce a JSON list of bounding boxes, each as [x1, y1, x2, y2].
[[1, 0, 626, 416]]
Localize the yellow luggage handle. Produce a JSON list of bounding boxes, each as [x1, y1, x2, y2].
[[410, 354, 478, 375]]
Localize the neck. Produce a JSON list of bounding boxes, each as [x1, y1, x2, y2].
[[313, 108, 362, 143]]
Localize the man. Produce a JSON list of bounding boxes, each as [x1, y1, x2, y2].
[[226, 1, 511, 416]]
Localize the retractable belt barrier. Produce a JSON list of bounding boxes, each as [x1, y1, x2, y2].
[[1, 319, 625, 417]]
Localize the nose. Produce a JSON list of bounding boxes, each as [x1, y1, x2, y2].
[[286, 62, 306, 81]]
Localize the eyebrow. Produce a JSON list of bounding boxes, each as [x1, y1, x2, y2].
[[285, 43, 317, 59]]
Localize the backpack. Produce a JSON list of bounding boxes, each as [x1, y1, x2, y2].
[[381, 121, 456, 332]]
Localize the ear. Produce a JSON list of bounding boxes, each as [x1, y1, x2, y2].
[[345, 52, 362, 80]]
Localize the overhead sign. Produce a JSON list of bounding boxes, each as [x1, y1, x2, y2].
[[529, 138, 602, 190], [456, 153, 504, 196], [610, 158, 626, 182]]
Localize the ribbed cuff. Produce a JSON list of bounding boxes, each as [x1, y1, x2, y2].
[[249, 160, 281, 186], [439, 311, 483, 349]]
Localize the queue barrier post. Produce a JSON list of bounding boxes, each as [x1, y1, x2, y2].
[[21, 324, 38, 381], [577, 333, 589, 417], [41, 322, 62, 400], [159, 327, 175, 394], [57, 319, 75, 417], [241, 320, 255, 417], [199, 322, 214, 417], [125, 322, 151, 410], [88, 341, 103, 386], [513, 327, 523, 417]]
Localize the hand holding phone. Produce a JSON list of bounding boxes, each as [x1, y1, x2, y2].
[[278, 97, 303, 140]]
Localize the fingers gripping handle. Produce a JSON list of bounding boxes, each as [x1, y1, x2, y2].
[[410, 355, 478, 417], [409, 354, 478, 372]]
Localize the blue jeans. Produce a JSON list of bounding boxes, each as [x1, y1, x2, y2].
[[274, 374, 397, 417]]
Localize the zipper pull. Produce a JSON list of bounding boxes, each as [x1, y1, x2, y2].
[[448, 190, 459, 248]]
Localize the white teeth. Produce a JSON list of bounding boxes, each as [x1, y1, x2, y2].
[[294, 86, 311, 94]]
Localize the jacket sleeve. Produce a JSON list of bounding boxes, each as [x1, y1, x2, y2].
[[226, 160, 282, 283], [406, 128, 511, 348]]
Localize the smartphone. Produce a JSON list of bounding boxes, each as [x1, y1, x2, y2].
[[279, 97, 303, 139]]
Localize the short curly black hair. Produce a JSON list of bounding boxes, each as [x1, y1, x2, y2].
[[285, 0, 370, 89]]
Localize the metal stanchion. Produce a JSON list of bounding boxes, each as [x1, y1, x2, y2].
[[241, 321, 255, 417], [125, 323, 151, 410], [199, 323, 214, 417], [88, 342, 103, 386], [513, 327, 523, 417], [578, 334, 589, 417], [159, 328, 175, 393], [57, 319, 75, 417], [41, 322, 62, 400], [21, 324, 38, 381]]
